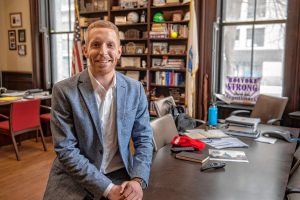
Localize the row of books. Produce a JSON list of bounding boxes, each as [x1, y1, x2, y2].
[[152, 58, 185, 69], [154, 71, 185, 86], [150, 24, 188, 38]]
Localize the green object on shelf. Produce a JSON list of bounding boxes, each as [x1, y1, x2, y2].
[[153, 12, 165, 22]]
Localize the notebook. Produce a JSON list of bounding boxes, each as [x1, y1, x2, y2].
[[175, 152, 209, 163]]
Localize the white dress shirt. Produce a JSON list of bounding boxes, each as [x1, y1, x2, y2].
[[88, 69, 124, 197]]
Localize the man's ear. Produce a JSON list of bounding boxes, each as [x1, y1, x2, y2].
[[117, 45, 122, 59], [82, 45, 88, 58]]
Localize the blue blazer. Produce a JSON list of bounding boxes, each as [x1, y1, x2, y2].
[[44, 70, 153, 200]]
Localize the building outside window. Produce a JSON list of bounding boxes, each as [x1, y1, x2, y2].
[[49, 0, 75, 83], [215, 0, 288, 97]]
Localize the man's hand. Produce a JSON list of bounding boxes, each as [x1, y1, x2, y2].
[[120, 180, 143, 200], [107, 185, 124, 200]]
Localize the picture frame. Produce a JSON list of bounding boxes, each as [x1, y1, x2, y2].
[[18, 29, 26, 42], [152, 58, 162, 68], [152, 42, 168, 54], [18, 44, 26, 56], [169, 44, 186, 54], [8, 30, 17, 50], [121, 57, 141, 68], [10, 12, 22, 28], [135, 46, 144, 54], [115, 16, 127, 25]]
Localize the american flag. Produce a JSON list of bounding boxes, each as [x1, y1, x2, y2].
[[71, 5, 83, 76]]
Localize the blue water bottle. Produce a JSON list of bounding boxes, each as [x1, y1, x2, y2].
[[208, 103, 218, 126]]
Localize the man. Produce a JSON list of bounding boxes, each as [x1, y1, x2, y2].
[[44, 20, 153, 200]]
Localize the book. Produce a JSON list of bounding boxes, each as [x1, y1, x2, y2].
[[225, 116, 261, 127], [225, 125, 260, 138], [183, 129, 229, 140], [208, 149, 248, 162], [0, 96, 22, 101], [175, 151, 209, 163]]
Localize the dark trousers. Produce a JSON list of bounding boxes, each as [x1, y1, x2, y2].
[[84, 168, 130, 200]]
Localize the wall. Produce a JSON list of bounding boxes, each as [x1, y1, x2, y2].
[[0, 0, 32, 72], [0, 0, 7, 72]]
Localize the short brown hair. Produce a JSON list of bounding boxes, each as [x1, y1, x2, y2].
[[84, 20, 120, 45]]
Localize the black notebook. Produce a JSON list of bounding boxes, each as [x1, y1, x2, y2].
[[175, 152, 209, 163]]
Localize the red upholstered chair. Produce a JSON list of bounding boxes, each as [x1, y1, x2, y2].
[[0, 99, 47, 160], [40, 105, 51, 123]]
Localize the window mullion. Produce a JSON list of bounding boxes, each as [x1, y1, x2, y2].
[[250, 0, 258, 77]]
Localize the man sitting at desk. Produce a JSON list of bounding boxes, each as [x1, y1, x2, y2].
[[44, 20, 153, 200]]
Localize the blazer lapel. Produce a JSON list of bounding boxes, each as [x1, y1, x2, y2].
[[78, 70, 103, 143], [116, 72, 127, 139]]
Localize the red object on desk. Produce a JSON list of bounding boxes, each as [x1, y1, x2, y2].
[[171, 135, 206, 150]]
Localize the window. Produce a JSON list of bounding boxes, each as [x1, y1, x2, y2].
[[49, 0, 75, 83], [216, 0, 288, 97]]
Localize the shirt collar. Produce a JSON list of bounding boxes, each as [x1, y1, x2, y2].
[[88, 68, 116, 93]]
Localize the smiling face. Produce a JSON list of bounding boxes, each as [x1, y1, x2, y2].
[[83, 27, 122, 78]]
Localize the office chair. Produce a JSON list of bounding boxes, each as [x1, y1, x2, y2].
[[153, 96, 176, 117], [0, 99, 47, 160], [230, 94, 288, 125], [151, 114, 178, 152], [153, 96, 205, 129], [286, 147, 300, 198]]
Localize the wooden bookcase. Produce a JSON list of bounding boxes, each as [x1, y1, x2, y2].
[[78, 0, 190, 116]]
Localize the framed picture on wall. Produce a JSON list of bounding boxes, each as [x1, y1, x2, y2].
[[18, 44, 26, 56], [10, 12, 22, 28], [8, 30, 17, 50], [18, 29, 26, 42]]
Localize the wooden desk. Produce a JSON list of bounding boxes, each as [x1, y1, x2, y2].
[[0, 94, 51, 106], [0, 94, 52, 146], [144, 125, 299, 200]]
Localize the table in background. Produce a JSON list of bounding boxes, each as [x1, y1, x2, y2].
[[0, 93, 52, 146], [144, 124, 299, 200], [289, 111, 300, 128]]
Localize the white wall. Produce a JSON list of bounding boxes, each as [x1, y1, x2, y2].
[[0, 0, 32, 72]]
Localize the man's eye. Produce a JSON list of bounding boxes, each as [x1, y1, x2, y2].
[[92, 43, 100, 48], [107, 43, 114, 48]]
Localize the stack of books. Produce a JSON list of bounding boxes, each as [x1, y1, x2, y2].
[[150, 23, 168, 38], [224, 116, 261, 138]]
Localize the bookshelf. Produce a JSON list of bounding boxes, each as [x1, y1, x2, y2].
[[78, 0, 191, 115]]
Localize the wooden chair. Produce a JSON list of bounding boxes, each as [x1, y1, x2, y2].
[[37, 105, 52, 141], [231, 94, 288, 125], [40, 105, 51, 126], [0, 99, 47, 160], [150, 114, 178, 152]]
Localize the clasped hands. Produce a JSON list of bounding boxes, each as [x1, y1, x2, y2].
[[107, 180, 143, 200]]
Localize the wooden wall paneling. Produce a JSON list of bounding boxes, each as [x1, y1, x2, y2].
[[29, 0, 43, 89], [2, 71, 33, 90], [196, 0, 217, 120], [283, 0, 300, 124]]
